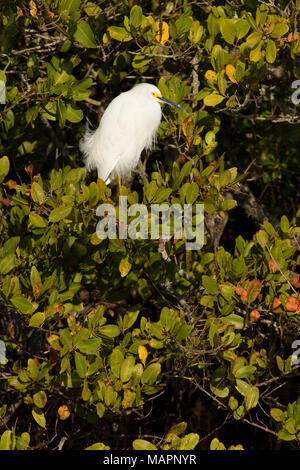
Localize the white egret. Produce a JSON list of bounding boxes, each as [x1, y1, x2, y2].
[[80, 83, 185, 183]]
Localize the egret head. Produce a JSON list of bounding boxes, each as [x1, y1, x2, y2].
[[151, 90, 185, 112], [132, 83, 185, 112]]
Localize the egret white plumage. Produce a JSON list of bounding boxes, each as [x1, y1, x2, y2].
[[80, 83, 185, 183]]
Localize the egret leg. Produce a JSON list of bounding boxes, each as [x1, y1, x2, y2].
[[117, 174, 122, 192]]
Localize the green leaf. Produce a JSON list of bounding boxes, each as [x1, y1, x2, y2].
[[141, 362, 161, 385], [234, 365, 256, 379], [16, 432, 30, 450], [207, 12, 220, 39], [74, 351, 88, 378], [29, 266, 40, 286], [0, 70, 7, 84], [0, 254, 16, 275], [178, 433, 199, 450], [210, 368, 229, 397], [74, 20, 97, 48], [76, 338, 101, 355], [49, 205, 72, 222], [228, 396, 239, 411], [59, 328, 72, 349], [0, 430, 14, 450], [0, 405, 7, 419], [245, 385, 259, 410], [59, 0, 81, 19], [168, 421, 187, 436], [210, 382, 229, 398], [202, 275, 219, 295], [280, 215, 290, 233], [31, 182, 46, 205], [266, 39, 276, 63], [100, 324, 120, 338], [179, 161, 193, 181], [270, 22, 289, 39], [235, 378, 252, 397], [235, 19, 250, 40], [196, 87, 211, 101], [29, 212, 47, 228], [189, 21, 204, 44], [0, 155, 9, 182], [65, 103, 84, 122], [120, 309, 139, 331], [119, 256, 132, 278], [285, 417, 296, 434], [220, 284, 235, 301], [60, 328, 73, 347], [85, 442, 110, 450], [72, 78, 93, 100], [175, 324, 193, 341], [271, 408, 284, 422], [110, 348, 124, 378], [278, 429, 296, 441], [263, 220, 276, 236], [160, 307, 176, 331], [29, 312, 45, 327], [256, 229, 268, 247], [146, 181, 158, 202], [30, 266, 42, 298], [220, 19, 235, 44], [246, 31, 263, 47], [276, 355, 284, 372], [222, 313, 244, 329], [122, 389, 136, 408], [222, 199, 237, 211], [1, 236, 20, 256], [130, 5, 143, 29], [11, 296, 38, 315], [218, 70, 227, 95], [249, 40, 263, 62], [108, 26, 133, 42], [82, 379, 91, 401], [120, 356, 135, 382], [33, 391, 47, 409], [133, 439, 157, 450], [132, 54, 152, 69], [57, 100, 66, 127], [32, 407, 46, 428], [27, 358, 39, 381], [185, 183, 199, 204], [204, 93, 225, 106], [210, 437, 226, 450], [153, 188, 172, 203], [233, 405, 245, 420], [84, 2, 102, 17]]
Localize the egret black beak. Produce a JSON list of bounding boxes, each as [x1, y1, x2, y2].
[[153, 92, 185, 112]]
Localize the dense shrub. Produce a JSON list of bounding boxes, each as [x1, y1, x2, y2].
[[0, 0, 299, 450]]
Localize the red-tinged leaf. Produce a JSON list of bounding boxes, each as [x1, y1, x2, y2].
[[58, 405, 70, 420], [29, 0, 37, 16], [272, 298, 282, 310], [246, 279, 262, 303], [285, 296, 300, 313], [250, 309, 260, 322], [268, 259, 279, 272], [6, 180, 17, 189], [235, 286, 248, 302], [291, 276, 300, 288]]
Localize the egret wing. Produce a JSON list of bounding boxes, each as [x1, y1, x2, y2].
[[98, 94, 155, 180]]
